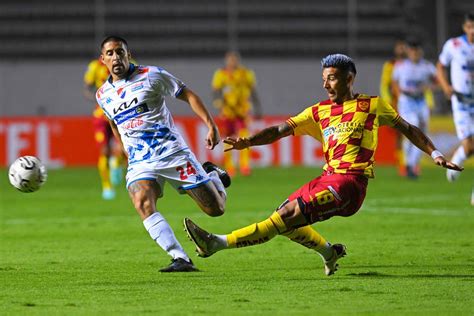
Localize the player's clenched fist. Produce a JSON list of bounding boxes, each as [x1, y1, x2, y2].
[[224, 137, 251, 151], [206, 126, 221, 150]]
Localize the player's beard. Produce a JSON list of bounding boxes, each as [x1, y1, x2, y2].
[[112, 63, 127, 77]]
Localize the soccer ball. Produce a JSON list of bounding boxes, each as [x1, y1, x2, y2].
[[8, 156, 47, 193]]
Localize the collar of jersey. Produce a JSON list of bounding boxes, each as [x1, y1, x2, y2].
[[107, 63, 136, 86]]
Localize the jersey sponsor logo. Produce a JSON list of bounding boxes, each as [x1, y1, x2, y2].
[[105, 97, 112, 104], [114, 103, 149, 124], [113, 97, 139, 115], [123, 118, 144, 129], [323, 122, 364, 141], [131, 82, 144, 92], [323, 126, 336, 141]]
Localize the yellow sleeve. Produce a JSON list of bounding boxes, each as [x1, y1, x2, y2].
[[84, 60, 99, 86], [211, 69, 223, 90], [377, 97, 400, 127], [379, 61, 393, 104], [246, 69, 256, 88], [287, 106, 322, 141]]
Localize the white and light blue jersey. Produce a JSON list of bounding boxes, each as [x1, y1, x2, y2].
[[438, 35, 474, 96], [96, 64, 188, 165], [392, 58, 436, 99]]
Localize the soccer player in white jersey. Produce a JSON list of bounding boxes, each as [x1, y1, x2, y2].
[[96, 35, 231, 272], [437, 12, 474, 205], [392, 39, 437, 179]]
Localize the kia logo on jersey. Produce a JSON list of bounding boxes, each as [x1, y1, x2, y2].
[[113, 97, 138, 115]]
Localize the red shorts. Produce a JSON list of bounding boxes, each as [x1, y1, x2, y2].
[[287, 172, 368, 223], [218, 116, 247, 137], [93, 114, 113, 148]]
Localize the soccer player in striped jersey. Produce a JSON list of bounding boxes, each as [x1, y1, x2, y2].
[[184, 54, 463, 276]]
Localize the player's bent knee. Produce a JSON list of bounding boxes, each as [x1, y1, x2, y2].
[[202, 202, 225, 217], [277, 199, 307, 227]]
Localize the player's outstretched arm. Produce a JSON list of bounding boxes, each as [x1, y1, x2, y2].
[[177, 87, 220, 149], [224, 122, 293, 151], [394, 117, 463, 171]]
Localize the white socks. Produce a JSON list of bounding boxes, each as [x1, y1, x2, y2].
[[209, 171, 226, 198], [447, 146, 467, 182], [143, 212, 189, 262], [451, 146, 467, 166], [318, 242, 334, 261], [212, 234, 228, 252]]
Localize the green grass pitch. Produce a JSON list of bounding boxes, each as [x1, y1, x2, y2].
[[1, 165, 473, 315]]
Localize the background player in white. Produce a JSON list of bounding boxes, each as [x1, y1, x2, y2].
[[96, 35, 231, 272], [392, 39, 437, 179], [437, 12, 474, 205]]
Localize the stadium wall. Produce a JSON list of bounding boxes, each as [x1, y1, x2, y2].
[[0, 59, 385, 117], [0, 116, 397, 168]]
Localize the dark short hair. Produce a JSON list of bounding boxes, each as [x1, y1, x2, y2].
[[464, 12, 474, 23], [321, 54, 357, 75], [406, 37, 421, 48], [100, 35, 129, 51]]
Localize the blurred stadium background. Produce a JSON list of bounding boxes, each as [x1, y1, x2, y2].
[[1, 2, 473, 314], [0, 0, 473, 167]]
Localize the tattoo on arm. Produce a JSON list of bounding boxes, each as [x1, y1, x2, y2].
[[248, 123, 293, 146]]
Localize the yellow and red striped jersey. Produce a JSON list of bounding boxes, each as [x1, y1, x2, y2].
[[287, 94, 400, 178]]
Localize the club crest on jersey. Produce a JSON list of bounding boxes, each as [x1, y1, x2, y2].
[[117, 87, 127, 99], [357, 100, 370, 112]]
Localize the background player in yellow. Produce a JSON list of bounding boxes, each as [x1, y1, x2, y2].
[[185, 54, 462, 276], [212, 51, 262, 176], [83, 58, 124, 199]]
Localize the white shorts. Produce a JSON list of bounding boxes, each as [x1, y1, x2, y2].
[[126, 149, 210, 197], [398, 96, 430, 132], [451, 95, 474, 140]]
